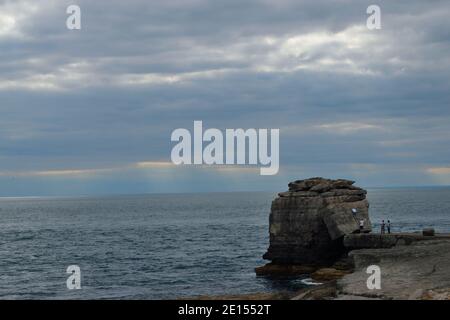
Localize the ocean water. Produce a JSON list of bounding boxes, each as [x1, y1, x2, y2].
[[0, 188, 449, 299]]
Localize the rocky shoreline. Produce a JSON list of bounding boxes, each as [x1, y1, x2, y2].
[[191, 233, 450, 300], [256, 178, 450, 300], [191, 178, 450, 300]]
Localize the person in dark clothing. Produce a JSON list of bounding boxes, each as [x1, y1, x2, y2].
[[387, 220, 391, 234], [381, 220, 386, 234]]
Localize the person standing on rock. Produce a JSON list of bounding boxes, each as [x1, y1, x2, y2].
[[359, 219, 365, 232], [381, 220, 386, 234], [387, 220, 391, 234]]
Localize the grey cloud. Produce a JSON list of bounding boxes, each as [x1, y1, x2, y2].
[[0, 0, 450, 194]]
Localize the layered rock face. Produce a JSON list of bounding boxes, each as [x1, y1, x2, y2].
[[263, 178, 371, 266]]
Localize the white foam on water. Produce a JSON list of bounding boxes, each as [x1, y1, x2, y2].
[[301, 278, 323, 286]]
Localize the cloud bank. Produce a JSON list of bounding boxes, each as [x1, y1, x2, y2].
[[1, 0, 450, 195]]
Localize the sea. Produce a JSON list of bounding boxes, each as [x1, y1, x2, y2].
[[0, 187, 449, 299]]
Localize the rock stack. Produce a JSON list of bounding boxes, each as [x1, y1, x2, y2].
[[262, 177, 371, 268]]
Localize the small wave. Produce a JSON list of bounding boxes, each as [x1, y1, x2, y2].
[[14, 235, 36, 241], [301, 278, 322, 286]]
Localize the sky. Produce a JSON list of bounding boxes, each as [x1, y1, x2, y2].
[[0, 0, 450, 196]]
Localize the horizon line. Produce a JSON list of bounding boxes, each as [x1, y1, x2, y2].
[[1, 185, 450, 199]]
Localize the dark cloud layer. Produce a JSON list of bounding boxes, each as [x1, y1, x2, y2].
[[0, 0, 449, 195]]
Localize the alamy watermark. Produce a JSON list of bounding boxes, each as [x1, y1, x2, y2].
[[366, 265, 381, 290], [66, 5, 81, 30], [66, 265, 81, 289], [366, 5, 381, 30], [170, 121, 279, 175], [65, 5, 380, 31]]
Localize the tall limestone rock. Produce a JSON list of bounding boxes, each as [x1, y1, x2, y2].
[[263, 178, 371, 267]]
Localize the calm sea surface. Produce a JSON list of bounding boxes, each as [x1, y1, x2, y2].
[[1, 188, 449, 299]]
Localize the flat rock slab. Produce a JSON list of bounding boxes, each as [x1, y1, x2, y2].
[[323, 200, 370, 240], [334, 295, 383, 300], [344, 233, 450, 249], [291, 281, 338, 300], [337, 240, 450, 300]]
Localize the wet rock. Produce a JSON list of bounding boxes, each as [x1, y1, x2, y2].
[[255, 263, 316, 276], [291, 281, 338, 300], [311, 268, 352, 281]]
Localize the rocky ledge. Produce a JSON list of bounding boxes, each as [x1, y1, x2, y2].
[[337, 238, 450, 300], [343, 232, 450, 249], [254, 177, 450, 300]]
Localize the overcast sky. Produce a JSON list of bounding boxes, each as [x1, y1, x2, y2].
[[0, 0, 449, 196]]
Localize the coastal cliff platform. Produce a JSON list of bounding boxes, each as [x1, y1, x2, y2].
[[344, 232, 450, 249], [253, 232, 450, 300], [337, 238, 450, 300]]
